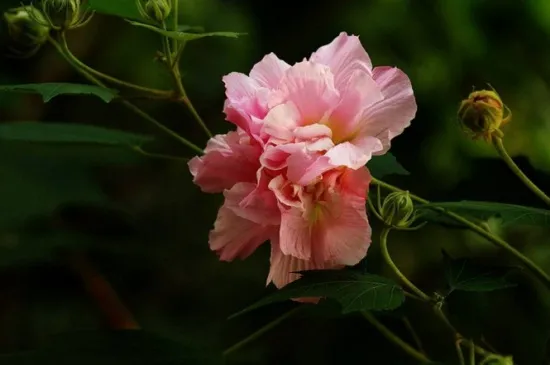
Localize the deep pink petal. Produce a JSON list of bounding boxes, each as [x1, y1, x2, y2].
[[286, 151, 333, 185], [188, 131, 261, 193], [358, 66, 417, 154], [278, 206, 313, 260], [225, 182, 280, 225], [310, 33, 373, 90], [209, 183, 277, 261], [318, 194, 371, 265], [277, 61, 340, 125], [250, 53, 291, 88], [267, 239, 341, 289]]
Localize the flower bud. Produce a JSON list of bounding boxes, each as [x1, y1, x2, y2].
[[137, 0, 171, 23], [458, 89, 511, 142], [380, 191, 416, 229], [3, 6, 50, 58], [481, 355, 514, 365], [39, 0, 93, 31]]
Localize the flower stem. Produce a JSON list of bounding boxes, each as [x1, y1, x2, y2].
[[67, 253, 139, 330], [58, 35, 172, 98], [372, 178, 550, 289], [49, 34, 204, 155], [493, 136, 550, 206], [361, 312, 432, 363], [402, 316, 426, 355], [379, 227, 433, 302], [223, 306, 303, 356]]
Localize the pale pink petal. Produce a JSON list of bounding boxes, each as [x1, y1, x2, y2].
[[249, 53, 291, 88], [318, 194, 371, 265], [209, 202, 275, 261], [293, 124, 332, 140], [225, 182, 280, 225], [267, 240, 341, 289], [261, 102, 301, 142], [188, 131, 261, 193], [358, 66, 417, 154], [268, 175, 304, 209], [277, 61, 340, 125], [223, 72, 262, 102], [310, 33, 373, 90], [324, 137, 383, 170], [329, 70, 383, 143]]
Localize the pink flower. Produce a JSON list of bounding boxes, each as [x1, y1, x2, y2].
[[189, 32, 416, 290]]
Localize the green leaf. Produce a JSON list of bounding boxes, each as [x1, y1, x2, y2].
[[366, 153, 410, 179], [0, 83, 118, 102], [87, 0, 144, 20], [230, 270, 405, 318], [443, 251, 517, 293], [0, 330, 222, 365], [0, 122, 152, 146], [420, 201, 550, 227], [126, 20, 243, 41]]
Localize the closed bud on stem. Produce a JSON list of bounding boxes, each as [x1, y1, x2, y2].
[[480, 354, 513, 365], [380, 191, 417, 229], [3, 6, 50, 58], [36, 0, 93, 31], [458, 88, 511, 142], [137, 0, 171, 23]]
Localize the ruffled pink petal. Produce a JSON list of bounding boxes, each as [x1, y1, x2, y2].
[[267, 239, 341, 289], [278, 206, 314, 260], [310, 33, 373, 90], [324, 136, 383, 170], [293, 124, 333, 141], [223, 72, 262, 102], [249, 53, 291, 88], [188, 131, 261, 193], [319, 193, 371, 265], [277, 61, 340, 125], [209, 184, 277, 261], [329, 70, 383, 143], [358, 66, 417, 154], [338, 166, 372, 197], [286, 151, 333, 185], [224, 182, 280, 225]]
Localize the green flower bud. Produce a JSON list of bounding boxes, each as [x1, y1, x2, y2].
[[38, 0, 93, 31], [3, 6, 50, 58], [458, 88, 511, 142], [480, 355, 513, 365], [137, 0, 171, 23], [380, 191, 417, 229]]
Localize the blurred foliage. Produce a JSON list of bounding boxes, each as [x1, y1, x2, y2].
[[0, 0, 550, 364]]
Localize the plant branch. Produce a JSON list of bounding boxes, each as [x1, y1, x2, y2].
[[361, 312, 432, 363], [223, 306, 303, 356], [493, 135, 550, 206], [372, 178, 550, 289], [49, 34, 204, 155]]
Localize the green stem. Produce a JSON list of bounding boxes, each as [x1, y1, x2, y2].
[[379, 228, 433, 302], [58, 35, 172, 98], [455, 339, 466, 365], [223, 306, 303, 356], [402, 316, 426, 355], [468, 340, 476, 365], [133, 146, 188, 161], [172, 0, 179, 51], [49, 35, 203, 155], [372, 178, 550, 289], [361, 312, 432, 364], [493, 136, 550, 206]]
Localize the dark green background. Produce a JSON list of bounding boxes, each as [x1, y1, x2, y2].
[[1, 0, 550, 364]]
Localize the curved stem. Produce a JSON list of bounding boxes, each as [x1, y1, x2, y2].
[[493, 136, 550, 206], [455, 339, 466, 365], [402, 316, 426, 355], [59, 34, 172, 98], [172, 0, 179, 52], [379, 227, 433, 302], [361, 312, 432, 364], [49, 35, 204, 155], [372, 178, 550, 289], [223, 306, 303, 356], [133, 146, 188, 161]]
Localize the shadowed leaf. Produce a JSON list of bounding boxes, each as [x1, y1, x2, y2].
[[367, 153, 410, 179], [0, 83, 117, 102]]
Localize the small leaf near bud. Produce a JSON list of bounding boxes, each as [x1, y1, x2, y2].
[[3, 6, 50, 58], [458, 88, 511, 142], [39, 0, 93, 31], [380, 191, 417, 229], [137, 0, 172, 23]]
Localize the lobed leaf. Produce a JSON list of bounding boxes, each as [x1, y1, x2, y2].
[[366, 152, 410, 179], [230, 270, 405, 318]]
